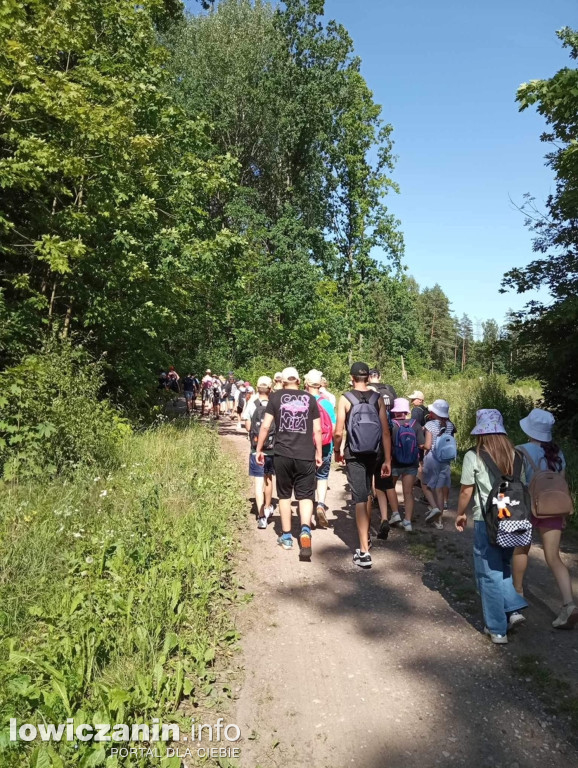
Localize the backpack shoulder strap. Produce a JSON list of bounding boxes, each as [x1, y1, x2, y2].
[[479, 449, 503, 482], [517, 445, 539, 473], [512, 450, 524, 482], [344, 391, 358, 407], [368, 391, 380, 406]]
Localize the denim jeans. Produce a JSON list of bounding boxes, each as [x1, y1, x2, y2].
[[473, 520, 528, 635]]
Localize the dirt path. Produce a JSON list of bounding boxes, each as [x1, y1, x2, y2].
[[214, 415, 578, 768]]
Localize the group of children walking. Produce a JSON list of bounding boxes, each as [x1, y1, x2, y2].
[[235, 362, 577, 643]]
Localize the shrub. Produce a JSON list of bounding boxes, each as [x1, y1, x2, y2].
[[0, 422, 246, 766], [0, 343, 130, 480], [455, 376, 534, 446]]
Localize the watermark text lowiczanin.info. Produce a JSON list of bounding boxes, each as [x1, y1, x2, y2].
[[9, 717, 241, 744]]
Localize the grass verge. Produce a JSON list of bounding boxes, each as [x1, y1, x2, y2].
[[0, 422, 246, 767]]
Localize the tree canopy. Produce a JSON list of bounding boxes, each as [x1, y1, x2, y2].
[[0, 0, 527, 426], [503, 27, 578, 434]]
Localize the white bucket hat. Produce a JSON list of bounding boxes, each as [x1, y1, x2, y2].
[[519, 408, 554, 443], [471, 409, 507, 436], [429, 399, 450, 419]]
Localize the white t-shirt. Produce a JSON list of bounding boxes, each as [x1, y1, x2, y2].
[[425, 418, 456, 439], [242, 395, 265, 421]]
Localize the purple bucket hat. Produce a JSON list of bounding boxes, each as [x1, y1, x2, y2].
[[470, 409, 507, 436]]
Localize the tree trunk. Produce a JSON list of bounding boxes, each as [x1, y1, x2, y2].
[[401, 355, 408, 381], [61, 303, 72, 339], [48, 280, 57, 318]]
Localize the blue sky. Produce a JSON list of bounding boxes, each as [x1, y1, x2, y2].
[[185, 1, 575, 330], [324, 0, 575, 329]]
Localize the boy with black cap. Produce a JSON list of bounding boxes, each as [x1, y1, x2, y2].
[[334, 362, 392, 568]]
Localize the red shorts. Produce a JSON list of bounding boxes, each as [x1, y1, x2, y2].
[[532, 514, 565, 531]]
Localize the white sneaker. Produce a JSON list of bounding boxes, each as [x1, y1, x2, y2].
[[552, 603, 578, 629], [484, 627, 508, 644], [425, 507, 442, 523], [389, 511, 402, 526], [264, 505, 275, 519], [508, 611, 526, 629], [257, 516, 267, 530], [401, 520, 413, 533]]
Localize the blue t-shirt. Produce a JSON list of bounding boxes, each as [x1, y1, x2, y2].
[[516, 442, 566, 483]]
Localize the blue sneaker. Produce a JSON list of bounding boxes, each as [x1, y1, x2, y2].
[[299, 528, 312, 561], [277, 535, 293, 550]]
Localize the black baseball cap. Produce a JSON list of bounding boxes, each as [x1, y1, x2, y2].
[[350, 362, 370, 376]]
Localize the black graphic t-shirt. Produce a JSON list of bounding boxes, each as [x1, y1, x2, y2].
[[265, 389, 320, 461]]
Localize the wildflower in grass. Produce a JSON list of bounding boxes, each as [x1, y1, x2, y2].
[[73, 532, 82, 538], [85, 556, 94, 564], [93, 477, 101, 482], [99, 490, 108, 498]]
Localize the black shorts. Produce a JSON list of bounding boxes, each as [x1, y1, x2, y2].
[[346, 454, 393, 504], [274, 455, 316, 501]]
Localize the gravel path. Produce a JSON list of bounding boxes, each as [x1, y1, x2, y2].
[[214, 415, 578, 768]]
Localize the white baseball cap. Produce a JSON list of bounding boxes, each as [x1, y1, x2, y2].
[[274, 372, 283, 381], [281, 366, 300, 382], [257, 375, 273, 389], [305, 369, 323, 386], [408, 390, 425, 401]]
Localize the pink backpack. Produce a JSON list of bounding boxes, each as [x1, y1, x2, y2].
[[317, 396, 334, 447]]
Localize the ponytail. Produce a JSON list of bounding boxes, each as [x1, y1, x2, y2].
[[541, 440, 563, 472]]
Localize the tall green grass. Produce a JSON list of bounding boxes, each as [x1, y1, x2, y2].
[[0, 422, 246, 767]]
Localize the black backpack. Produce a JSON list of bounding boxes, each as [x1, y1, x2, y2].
[[250, 399, 275, 451], [476, 449, 533, 548], [375, 383, 397, 411]]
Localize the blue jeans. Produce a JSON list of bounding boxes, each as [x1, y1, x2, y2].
[[473, 520, 528, 635]]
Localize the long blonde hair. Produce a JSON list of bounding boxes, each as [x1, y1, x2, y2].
[[476, 434, 515, 476]]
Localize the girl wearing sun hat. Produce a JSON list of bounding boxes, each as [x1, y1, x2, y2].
[[389, 398, 426, 533], [512, 409, 577, 630], [421, 399, 456, 528], [455, 409, 528, 644]]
